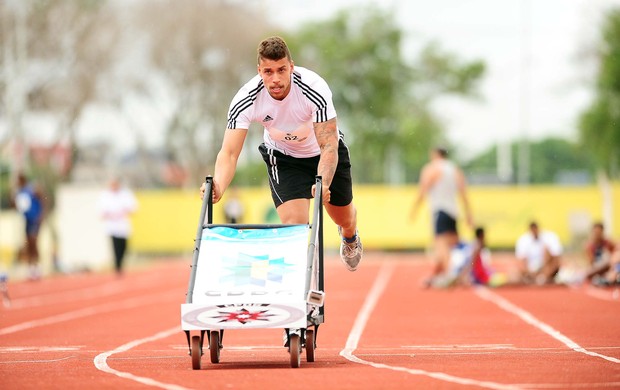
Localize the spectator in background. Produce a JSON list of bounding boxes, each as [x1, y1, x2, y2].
[[515, 221, 562, 285], [463, 227, 509, 287], [99, 177, 138, 276], [13, 173, 45, 280], [591, 244, 620, 287], [433, 226, 509, 288], [410, 147, 473, 287], [583, 222, 616, 282]]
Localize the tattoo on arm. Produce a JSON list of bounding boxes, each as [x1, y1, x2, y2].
[[314, 118, 339, 188]]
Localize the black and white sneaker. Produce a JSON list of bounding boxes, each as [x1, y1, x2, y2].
[[338, 227, 363, 272]]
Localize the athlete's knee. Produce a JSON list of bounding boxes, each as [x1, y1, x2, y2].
[[329, 203, 356, 228], [276, 202, 310, 224]]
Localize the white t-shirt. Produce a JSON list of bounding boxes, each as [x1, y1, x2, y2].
[[99, 188, 138, 238], [226, 66, 338, 158], [515, 231, 563, 273]]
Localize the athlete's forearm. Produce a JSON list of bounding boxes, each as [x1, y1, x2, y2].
[[410, 194, 424, 219], [314, 118, 339, 188], [211, 129, 247, 201], [461, 193, 472, 216], [213, 150, 238, 195], [317, 148, 337, 188], [457, 171, 473, 223], [410, 168, 431, 219]]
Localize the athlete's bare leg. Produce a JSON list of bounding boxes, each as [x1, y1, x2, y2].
[[276, 199, 358, 239], [26, 234, 39, 266], [432, 232, 459, 276], [324, 202, 357, 238], [276, 199, 311, 224], [538, 248, 560, 284]]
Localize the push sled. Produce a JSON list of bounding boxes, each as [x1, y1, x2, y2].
[[181, 176, 326, 369]]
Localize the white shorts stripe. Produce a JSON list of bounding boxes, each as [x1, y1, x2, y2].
[[268, 147, 280, 184]]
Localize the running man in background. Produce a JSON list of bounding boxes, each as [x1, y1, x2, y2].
[[99, 177, 138, 276], [583, 222, 616, 282], [410, 147, 473, 286], [13, 173, 45, 280], [515, 221, 562, 285], [200, 36, 362, 271]]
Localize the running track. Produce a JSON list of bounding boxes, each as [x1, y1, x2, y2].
[[1, 253, 619, 389]]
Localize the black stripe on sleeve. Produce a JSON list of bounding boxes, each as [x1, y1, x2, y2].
[[227, 81, 264, 129], [293, 73, 329, 123]]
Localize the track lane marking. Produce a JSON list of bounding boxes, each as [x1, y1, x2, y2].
[[475, 287, 620, 364], [339, 262, 521, 390], [512, 382, 620, 389], [0, 292, 177, 336], [0, 356, 76, 364], [581, 286, 620, 302], [6, 273, 174, 309], [94, 327, 191, 390]]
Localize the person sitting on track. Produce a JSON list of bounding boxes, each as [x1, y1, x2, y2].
[[199, 36, 363, 272], [583, 222, 616, 283], [431, 227, 509, 288], [591, 243, 620, 287], [515, 221, 562, 285]]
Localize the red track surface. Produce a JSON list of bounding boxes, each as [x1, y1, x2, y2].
[[1, 253, 619, 389]]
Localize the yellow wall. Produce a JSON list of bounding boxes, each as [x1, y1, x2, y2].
[[130, 183, 620, 253]]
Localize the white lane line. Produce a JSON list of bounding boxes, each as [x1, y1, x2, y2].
[[339, 263, 521, 390], [401, 344, 515, 350], [7, 273, 168, 309], [513, 382, 620, 389], [475, 287, 620, 364], [0, 292, 176, 336], [0, 356, 76, 364], [94, 327, 191, 390], [0, 346, 83, 352], [581, 286, 620, 302]]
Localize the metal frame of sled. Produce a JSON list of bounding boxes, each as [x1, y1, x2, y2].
[[181, 176, 325, 369]]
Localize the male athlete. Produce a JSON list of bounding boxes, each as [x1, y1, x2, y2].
[[200, 36, 363, 271], [410, 147, 473, 285], [515, 221, 562, 285]]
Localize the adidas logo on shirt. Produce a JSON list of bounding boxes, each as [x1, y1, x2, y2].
[[263, 115, 274, 122]]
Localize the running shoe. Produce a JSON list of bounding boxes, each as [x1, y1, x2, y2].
[[339, 227, 363, 272]]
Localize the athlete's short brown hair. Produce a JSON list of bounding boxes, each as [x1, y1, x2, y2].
[[257, 36, 292, 64]]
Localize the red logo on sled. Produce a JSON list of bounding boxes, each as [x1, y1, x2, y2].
[[213, 307, 274, 325], [182, 303, 305, 329]]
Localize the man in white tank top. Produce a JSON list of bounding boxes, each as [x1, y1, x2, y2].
[[200, 36, 362, 272], [410, 147, 473, 286]]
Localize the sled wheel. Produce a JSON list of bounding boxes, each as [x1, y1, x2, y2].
[[191, 335, 202, 370], [289, 333, 301, 368], [209, 330, 220, 364], [305, 329, 315, 362]]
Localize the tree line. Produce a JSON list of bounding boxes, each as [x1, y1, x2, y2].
[[0, 1, 617, 209]]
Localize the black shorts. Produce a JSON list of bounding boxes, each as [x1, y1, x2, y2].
[[258, 140, 353, 207], [433, 210, 457, 235]]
